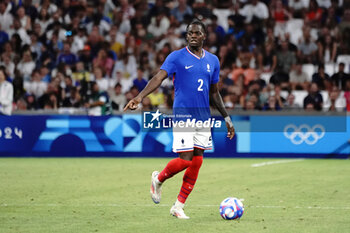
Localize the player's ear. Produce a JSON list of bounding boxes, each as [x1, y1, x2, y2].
[[201, 32, 206, 42], [185, 32, 189, 42], [201, 27, 207, 40]]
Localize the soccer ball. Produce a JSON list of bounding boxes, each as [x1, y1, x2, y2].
[[219, 197, 244, 220]]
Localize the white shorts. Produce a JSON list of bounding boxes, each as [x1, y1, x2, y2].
[[172, 126, 212, 153]]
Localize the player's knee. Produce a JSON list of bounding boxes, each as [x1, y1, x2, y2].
[[179, 151, 193, 161]]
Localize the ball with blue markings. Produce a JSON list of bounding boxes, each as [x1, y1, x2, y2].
[[219, 197, 244, 220]]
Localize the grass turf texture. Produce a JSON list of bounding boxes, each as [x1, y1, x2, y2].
[[0, 158, 349, 233]]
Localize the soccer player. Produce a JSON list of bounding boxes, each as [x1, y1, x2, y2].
[[124, 20, 235, 219]]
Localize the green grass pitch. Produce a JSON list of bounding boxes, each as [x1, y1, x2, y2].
[[0, 158, 349, 233]]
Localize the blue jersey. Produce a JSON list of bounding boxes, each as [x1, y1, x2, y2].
[[160, 46, 220, 121]]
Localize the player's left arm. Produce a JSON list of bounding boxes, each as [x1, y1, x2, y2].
[[210, 83, 235, 139]]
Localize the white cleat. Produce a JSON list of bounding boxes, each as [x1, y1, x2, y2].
[[170, 205, 190, 219], [150, 171, 162, 204]]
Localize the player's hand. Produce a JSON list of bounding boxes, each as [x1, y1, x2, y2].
[[225, 117, 235, 140], [123, 96, 142, 111]]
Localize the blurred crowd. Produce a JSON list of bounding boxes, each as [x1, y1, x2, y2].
[[0, 0, 350, 115]]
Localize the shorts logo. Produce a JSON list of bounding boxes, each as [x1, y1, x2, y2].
[[283, 124, 325, 145], [181, 138, 185, 147]]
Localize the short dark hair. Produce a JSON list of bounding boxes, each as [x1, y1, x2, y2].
[[0, 66, 7, 76], [64, 75, 72, 80], [186, 19, 207, 35]]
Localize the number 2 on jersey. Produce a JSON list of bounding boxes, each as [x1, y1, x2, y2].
[[197, 79, 203, 91]]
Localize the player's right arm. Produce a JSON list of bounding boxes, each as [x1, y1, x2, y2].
[[123, 69, 168, 111]]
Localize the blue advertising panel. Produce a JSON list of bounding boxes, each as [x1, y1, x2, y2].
[[249, 116, 349, 154], [0, 114, 348, 158], [0, 115, 236, 157]]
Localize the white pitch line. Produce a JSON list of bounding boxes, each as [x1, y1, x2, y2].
[[1, 203, 349, 210], [251, 159, 305, 168]]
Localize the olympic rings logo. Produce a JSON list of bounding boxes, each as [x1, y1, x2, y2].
[[283, 124, 325, 145]]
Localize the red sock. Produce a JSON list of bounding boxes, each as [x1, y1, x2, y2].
[[177, 156, 203, 204], [158, 158, 192, 183]]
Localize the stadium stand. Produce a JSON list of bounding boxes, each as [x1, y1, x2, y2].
[[0, 0, 349, 115]]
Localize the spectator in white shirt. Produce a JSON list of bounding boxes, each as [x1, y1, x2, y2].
[[240, 0, 269, 24], [37, 0, 58, 15], [0, 66, 13, 115], [289, 0, 308, 11], [0, 52, 15, 79], [112, 52, 137, 93], [24, 69, 47, 99], [118, 0, 135, 20], [147, 13, 170, 39], [71, 27, 87, 54], [109, 83, 126, 111], [157, 26, 184, 51], [17, 51, 36, 81], [16, 6, 31, 31], [317, 0, 331, 8], [103, 0, 117, 19], [289, 63, 310, 90], [323, 86, 346, 112], [297, 29, 318, 63], [92, 67, 109, 92], [29, 32, 42, 62], [0, 2, 13, 32], [105, 24, 125, 47], [7, 18, 31, 46], [35, 8, 53, 33]]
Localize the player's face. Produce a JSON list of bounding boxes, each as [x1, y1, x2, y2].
[[186, 24, 206, 48]]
